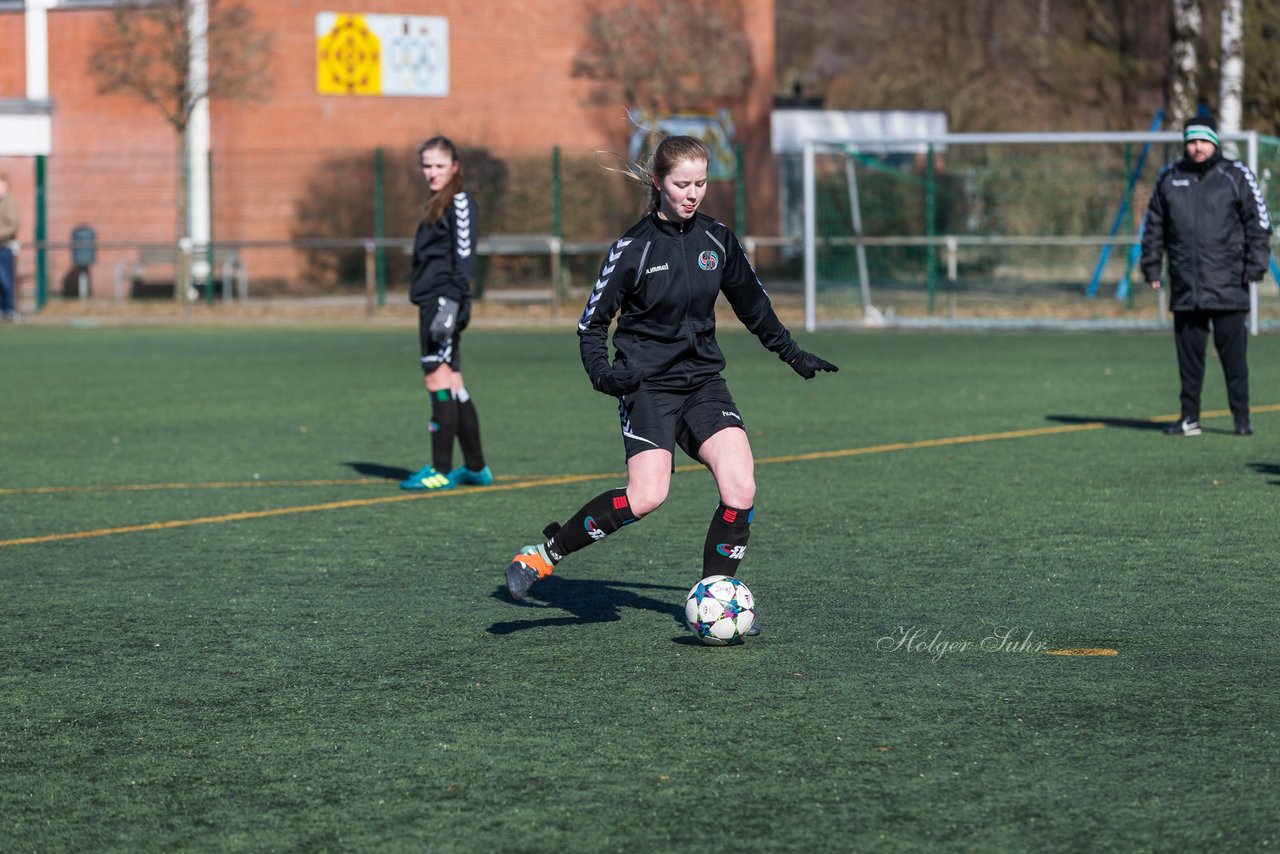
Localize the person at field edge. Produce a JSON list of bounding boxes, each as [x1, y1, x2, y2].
[[0, 172, 20, 322], [1141, 115, 1273, 437], [502, 135, 838, 632], [400, 136, 492, 490]]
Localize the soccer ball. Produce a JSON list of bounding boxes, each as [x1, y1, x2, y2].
[[684, 575, 755, 645]]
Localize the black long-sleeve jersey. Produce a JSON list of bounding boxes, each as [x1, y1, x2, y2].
[[577, 211, 801, 389], [409, 191, 477, 307]]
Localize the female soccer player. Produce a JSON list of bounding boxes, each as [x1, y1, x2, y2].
[[503, 135, 837, 625], [400, 136, 492, 490]]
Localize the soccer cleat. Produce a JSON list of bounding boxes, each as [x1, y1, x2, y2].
[[747, 621, 761, 636], [1235, 417, 1254, 436], [505, 543, 555, 600], [505, 561, 539, 601], [1163, 419, 1201, 437], [449, 465, 494, 486], [399, 464, 453, 490]]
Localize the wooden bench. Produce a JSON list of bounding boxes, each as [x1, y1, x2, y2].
[[123, 247, 181, 299], [115, 247, 248, 300]]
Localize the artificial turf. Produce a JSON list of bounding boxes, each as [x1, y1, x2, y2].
[[2, 324, 1277, 851]]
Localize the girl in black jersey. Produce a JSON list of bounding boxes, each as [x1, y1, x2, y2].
[[400, 136, 492, 491], [503, 136, 836, 622]]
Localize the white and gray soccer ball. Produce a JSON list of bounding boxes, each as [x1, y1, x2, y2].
[[684, 575, 755, 645]]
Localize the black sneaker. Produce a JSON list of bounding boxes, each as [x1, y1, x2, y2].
[[1235, 417, 1254, 435], [1163, 419, 1201, 436]]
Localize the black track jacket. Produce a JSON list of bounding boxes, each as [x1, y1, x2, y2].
[[578, 211, 800, 389], [409, 192, 477, 307], [1140, 154, 1273, 311]]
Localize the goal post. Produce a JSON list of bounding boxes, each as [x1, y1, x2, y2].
[[800, 131, 1271, 331]]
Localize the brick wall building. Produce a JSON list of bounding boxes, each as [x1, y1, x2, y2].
[[0, 0, 776, 301]]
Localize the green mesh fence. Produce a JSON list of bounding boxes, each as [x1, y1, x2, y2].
[[21, 134, 1280, 322], [802, 134, 1280, 326], [26, 142, 762, 307], [37, 145, 641, 299]]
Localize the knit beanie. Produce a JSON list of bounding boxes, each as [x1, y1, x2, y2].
[[1183, 116, 1220, 148]]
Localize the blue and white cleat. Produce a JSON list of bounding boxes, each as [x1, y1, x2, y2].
[[400, 464, 453, 490], [449, 465, 494, 487]]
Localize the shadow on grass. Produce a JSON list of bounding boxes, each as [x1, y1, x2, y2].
[[344, 461, 413, 481], [487, 575, 685, 635], [1046, 414, 1168, 432], [1248, 462, 1280, 484]]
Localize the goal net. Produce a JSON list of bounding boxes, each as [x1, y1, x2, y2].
[[798, 131, 1280, 330]]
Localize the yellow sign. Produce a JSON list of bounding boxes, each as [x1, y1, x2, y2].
[[316, 13, 449, 97], [316, 14, 381, 94]]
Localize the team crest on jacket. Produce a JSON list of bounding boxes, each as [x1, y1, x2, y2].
[[698, 250, 720, 270]]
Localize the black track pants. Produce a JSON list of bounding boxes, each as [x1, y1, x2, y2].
[[1173, 309, 1249, 421]]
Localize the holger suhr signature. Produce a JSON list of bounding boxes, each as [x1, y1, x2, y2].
[[877, 626, 1048, 662]]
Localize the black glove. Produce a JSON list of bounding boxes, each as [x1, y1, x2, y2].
[[590, 366, 643, 397], [788, 350, 838, 379], [427, 296, 461, 339]]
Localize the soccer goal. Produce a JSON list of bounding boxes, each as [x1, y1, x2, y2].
[[799, 131, 1278, 331]]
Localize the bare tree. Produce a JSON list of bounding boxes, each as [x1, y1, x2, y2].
[[795, 1, 1021, 128], [1242, 0, 1280, 134], [88, 0, 272, 274], [1218, 0, 1244, 146], [776, 0, 1172, 131], [573, 0, 753, 120], [90, 0, 271, 132], [775, 0, 1280, 133], [1168, 0, 1202, 124], [1034, 0, 1169, 129]]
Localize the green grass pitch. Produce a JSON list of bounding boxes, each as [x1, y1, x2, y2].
[[2, 324, 1278, 851]]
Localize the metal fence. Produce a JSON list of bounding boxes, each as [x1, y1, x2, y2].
[[797, 132, 1280, 329], [14, 133, 1280, 329], [15, 139, 774, 314]]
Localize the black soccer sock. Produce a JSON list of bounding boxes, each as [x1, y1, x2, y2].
[[703, 503, 753, 578], [455, 386, 486, 471], [429, 389, 459, 473], [546, 488, 638, 561]]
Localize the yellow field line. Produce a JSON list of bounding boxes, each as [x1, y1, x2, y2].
[[3, 406, 1274, 549], [0, 471, 616, 548], [744, 422, 1107, 467], [1153, 402, 1280, 420], [0, 474, 524, 496], [1045, 648, 1119, 656]]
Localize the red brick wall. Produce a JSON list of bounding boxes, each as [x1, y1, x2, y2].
[[0, 8, 34, 243], [0, 10, 33, 266], [0, 11, 25, 97], [42, 8, 177, 296], [5, 1, 777, 296]]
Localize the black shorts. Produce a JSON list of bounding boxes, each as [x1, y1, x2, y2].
[[618, 376, 745, 462], [417, 301, 469, 374]]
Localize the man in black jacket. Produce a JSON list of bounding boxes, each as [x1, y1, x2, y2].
[[1141, 115, 1273, 436]]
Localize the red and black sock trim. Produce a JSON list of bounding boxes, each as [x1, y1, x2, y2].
[[703, 502, 753, 578], [549, 487, 639, 558]]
